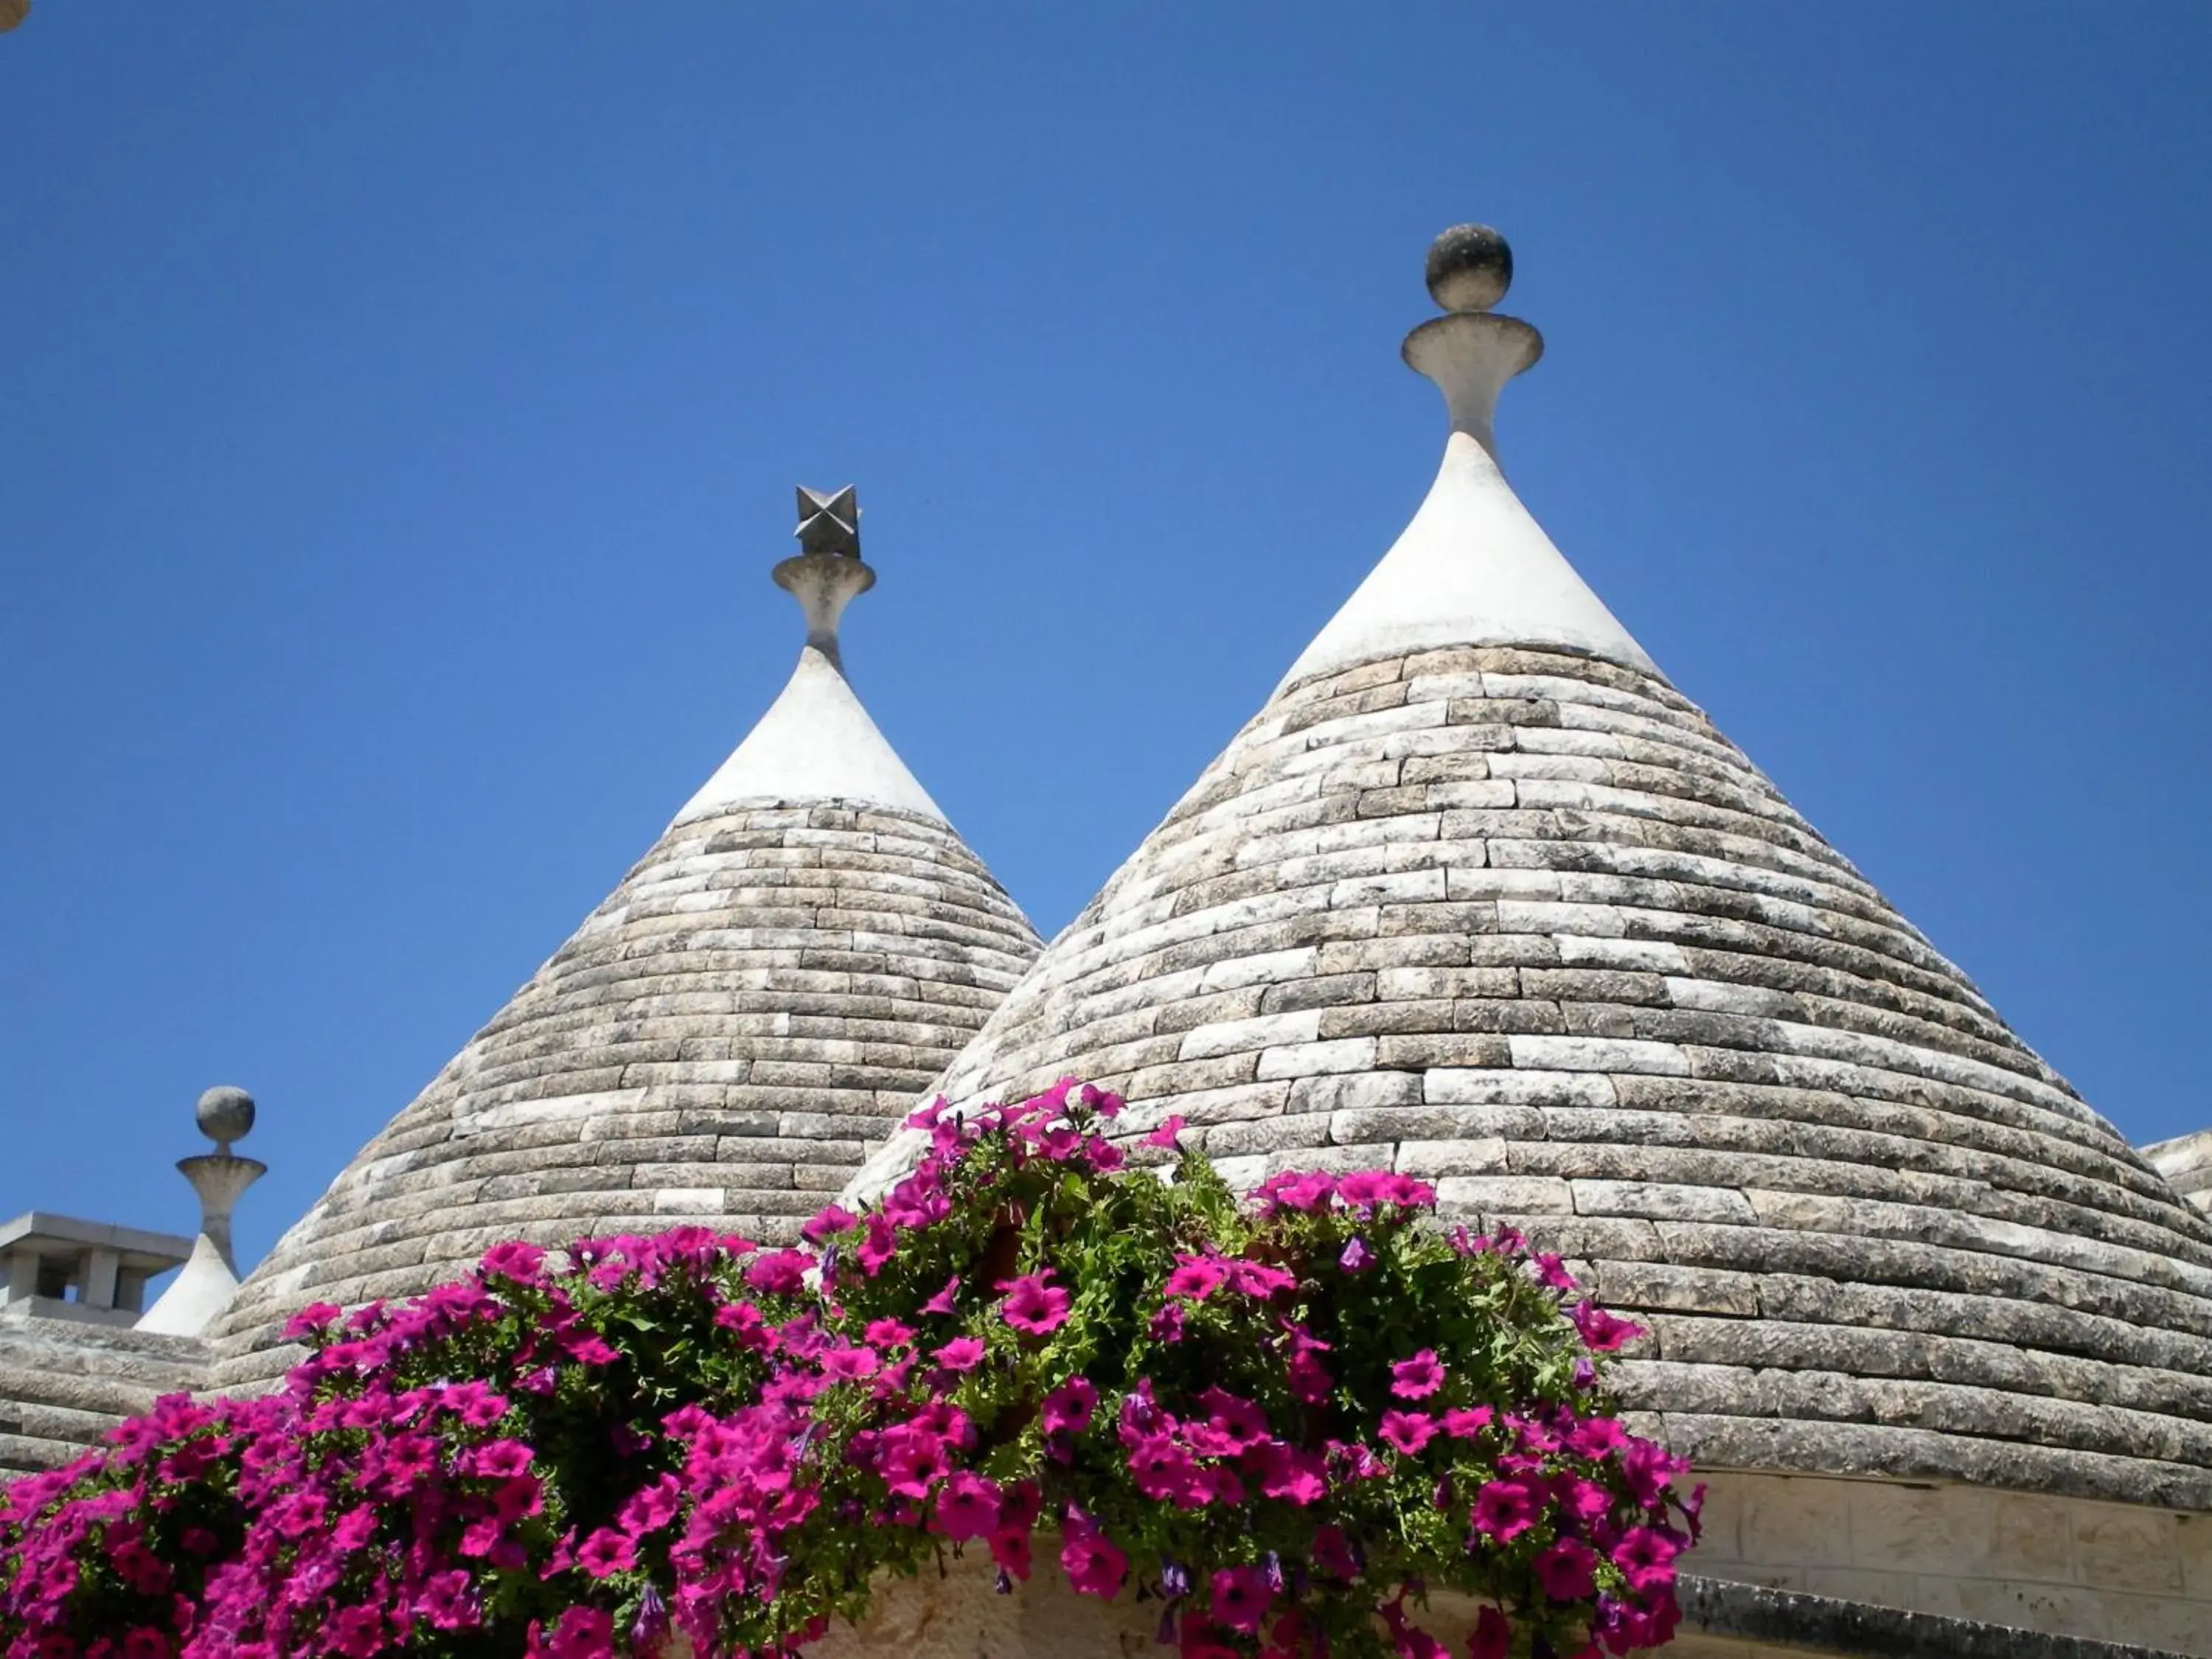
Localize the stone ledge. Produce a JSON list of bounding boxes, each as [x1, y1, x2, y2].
[[1677, 1573, 2198, 1659]]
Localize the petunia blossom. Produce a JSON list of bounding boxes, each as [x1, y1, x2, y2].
[[999, 1272, 1072, 1335], [1389, 1350, 1445, 1399]]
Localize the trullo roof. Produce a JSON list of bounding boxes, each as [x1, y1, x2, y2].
[[857, 232, 2212, 1511], [209, 492, 1041, 1386]]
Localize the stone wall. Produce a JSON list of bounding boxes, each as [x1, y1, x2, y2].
[[0, 1317, 206, 1474], [1687, 1470, 2212, 1655]]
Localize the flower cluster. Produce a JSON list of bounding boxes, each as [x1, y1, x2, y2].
[[0, 1081, 1697, 1659]]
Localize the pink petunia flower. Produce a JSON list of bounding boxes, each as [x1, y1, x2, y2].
[[1570, 1300, 1644, 1354], [1470, 1479, 1538, 1542], [1060, 1508, 1129, 1598], [1040, 1377, 1099, 1435], [1610, 1526, 1681, 1594], [1377, 1411, 1439, 1455], [999, 1272, 1073, 1335], [1534, 1537, 1598, 1601], [858, 1212, 899, 1276], [577, 1527, 638, 1579], [1469, 1606, 1510, 1659], [931, 1471, 1003, 1541], [1142, 1115, 1188, 1149], [800, 1204, 858, 1244], [1390, 1350, 1446, 1399], [920, 1274, 961, 1315], [1443, 1406, 1495, 1439], [819, 1344, 880, 1381], [866, 1317, 916, 1351], [1163, 1255, 1228, 1301], [1209, 1565, 1273, 1633], [933, 1336, 986, 1372], [1310, 1523, 1359, 1581]]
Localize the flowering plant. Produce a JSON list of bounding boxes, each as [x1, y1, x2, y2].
[[0, 1082, 1697, 1659]]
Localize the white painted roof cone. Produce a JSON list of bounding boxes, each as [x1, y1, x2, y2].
[[1279, 225, 1657, 692], [675, 486, 945, 825]]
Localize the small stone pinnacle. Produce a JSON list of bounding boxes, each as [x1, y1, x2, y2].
[[1425, 224, 1513, 314], [195, 1085, 256, 1153]]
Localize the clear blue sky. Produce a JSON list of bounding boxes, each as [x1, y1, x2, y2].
[[4, 6, 2208, 1276]]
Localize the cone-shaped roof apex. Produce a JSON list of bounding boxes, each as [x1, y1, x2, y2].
[[209, 490, 1038, 1386], [857, 229, 2212, 1512], [1281, 226, 1654, 691], [678, 486, 944, 824]]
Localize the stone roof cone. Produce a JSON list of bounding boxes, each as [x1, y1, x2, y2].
[[209, 490, 1042, 1385], [858, 230, 2212, 1511]]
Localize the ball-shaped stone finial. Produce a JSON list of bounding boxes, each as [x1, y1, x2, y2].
[[195, 1085, 257, 1152], [1425, 223, 1514, 313]]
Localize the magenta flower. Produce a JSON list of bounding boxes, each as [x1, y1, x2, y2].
[[1570, 1299, 1644, 1353], [1245, 1440, 1326, 1506], [1209, 1565, 1273, 1633], [478, 1241, 546, 1282], [866, 1317, 916, 1351], [1443, 1406, 1495, 1438], [1163, 1255, 1228, 1301], [933, 1336, 986, 1372], [1222, 1258, 1297, 1298], [800, 1204, 858, 1244], [1040, 1377, 1099, 1435], [1610, 1526, 1681, 1593], [932, 1471, 1003, 1541], [1534, 1536, 1598, 1601], [1532, 1252, 1578, 1291], [1470, 1478, 1538, 1542], [1338, 1237, 1374, 1273], [1253, 1169, 1335, 1214], [999, 1272, 1072, 1335], [819, 1344, 880, 1381], [1389, 1349, 1445, 1399], [618, 1474, 681, 1537], [744, 1249, 814, 1295], [1377, 1411, 1439, 1455], [1060, 1512, 1130, 1599], [1470, 1606, 1509, 1659], [281, 1301, 344, 1341], [577, 1526, 638, 1579], [1565, 1413, 1627, 1457], [858, 1211, 899, 1276], [1124, 1436, 1204, 1506], [1310, 1523, 1359, 1581], [1142, 1114, 1188, 1149], [1150, 1302, 1189, 1343], [920, 1274, 961, 1315], [543, 1605, 615, 1659]]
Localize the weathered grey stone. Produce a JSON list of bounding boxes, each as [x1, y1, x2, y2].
[[207, 800, 1040, 1385], [898, 644, 2212, 1509]]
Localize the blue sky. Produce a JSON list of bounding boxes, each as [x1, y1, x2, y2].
[[4, 5, 2208, 1274]]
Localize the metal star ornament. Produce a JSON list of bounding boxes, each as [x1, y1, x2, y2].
[[794, 485, 860, 558]]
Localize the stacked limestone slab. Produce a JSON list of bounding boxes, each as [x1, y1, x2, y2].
[[2148, 1130, 2212, 1218], [209, 521, 1041, 1388], [0, 1318, 206, 1475], [852, 229, 2212, 1649], [911, 636, 2212, 1508]]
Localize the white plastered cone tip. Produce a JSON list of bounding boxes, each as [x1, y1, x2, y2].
[[678, 644, 945, 825], [1276, 246, 1659, 695]]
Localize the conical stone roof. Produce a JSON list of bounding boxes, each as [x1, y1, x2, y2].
[[211, 492, 1041, 1385], [860, 233, 2212, 1510]]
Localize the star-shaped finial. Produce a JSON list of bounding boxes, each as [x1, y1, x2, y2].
[[795, 485, 860, 558]]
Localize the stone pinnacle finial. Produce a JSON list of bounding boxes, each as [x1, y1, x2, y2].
[[1425, 224, 1514, 314], [179, 1086, 266, 1276], [195, 1084, 256, 1155], [774, 485, 876, 675], [1402, 223, 1543, 456]]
